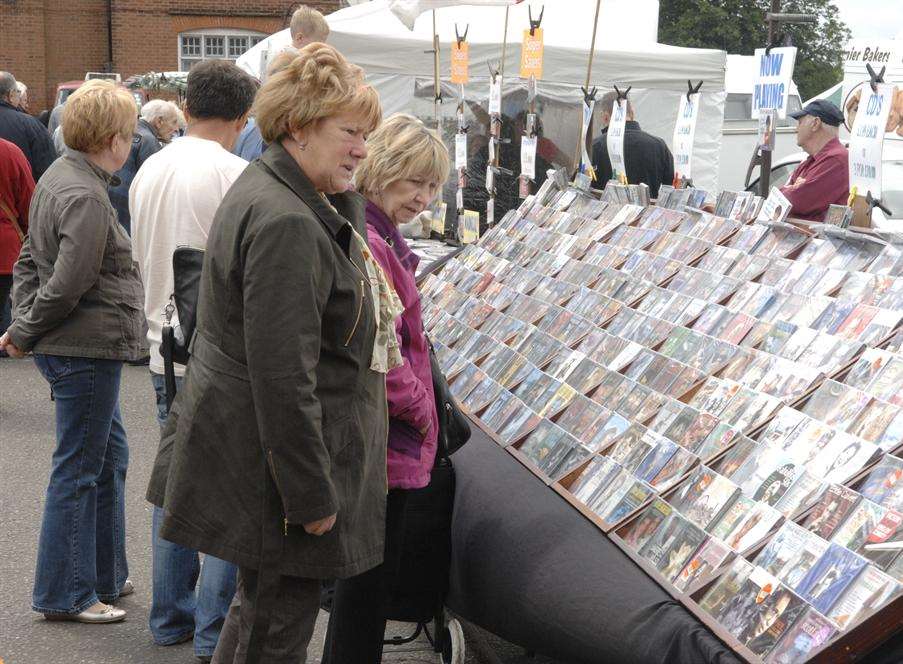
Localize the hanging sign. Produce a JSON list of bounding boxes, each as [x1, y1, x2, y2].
[[757, 108, 777, 152], [521, 135, 537, 180], [488, 75, 502, 115], [455, 133, 467, 170], [451, 41, 469, 84], [580, 100, 595, 176], [519, 28, 544, 80], [849, 83, 894, 198], [607, 98, 627, 183], [672, 93, 700, 181], [752, 47, 798, 119]]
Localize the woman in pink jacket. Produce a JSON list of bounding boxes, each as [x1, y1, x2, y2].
[[323, 114, 450, 663]]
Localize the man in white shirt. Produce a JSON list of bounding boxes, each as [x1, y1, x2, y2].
[[129, 59, 256, 662]]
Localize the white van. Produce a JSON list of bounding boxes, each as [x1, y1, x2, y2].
[[717, 54, 804, 192]]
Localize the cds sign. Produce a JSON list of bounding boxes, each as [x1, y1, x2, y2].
[[752, 47, 797, 120], [849, 83, 894, 198]]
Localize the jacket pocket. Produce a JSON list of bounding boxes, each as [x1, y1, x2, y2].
[[344, 278, 365, 347]]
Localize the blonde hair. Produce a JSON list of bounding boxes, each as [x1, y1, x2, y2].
[[253, 43, 381, 144], [266, 49, 298, 77], [63, 80, 137, 153], [290, 6, 329, 42], [355, 114, 450, 195]]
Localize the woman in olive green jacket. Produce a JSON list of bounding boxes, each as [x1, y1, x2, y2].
[[146, 44, 389, 662]]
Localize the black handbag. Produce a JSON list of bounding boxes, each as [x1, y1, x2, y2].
[[160, 247, 205, 407], [427, 337, 471, 456]]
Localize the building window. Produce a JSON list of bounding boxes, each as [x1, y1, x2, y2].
[[178, 29, 267, 71]]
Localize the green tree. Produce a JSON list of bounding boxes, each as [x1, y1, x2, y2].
[[659, 0, 851, 101]]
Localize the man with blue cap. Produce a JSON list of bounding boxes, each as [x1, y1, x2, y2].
[[779, 99, 849, 221]]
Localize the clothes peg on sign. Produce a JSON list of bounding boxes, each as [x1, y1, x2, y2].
[[581, 86, 597, 106], [686, 80, 703, 103], [528, 5, 544, 36], [866, 63, 887, 94], [613, 85, 631, 102], [455, 23, 469, 47], [866, 191, 894, 218]]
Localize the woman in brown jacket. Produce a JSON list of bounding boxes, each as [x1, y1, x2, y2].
[[146, 44, 391, 662]]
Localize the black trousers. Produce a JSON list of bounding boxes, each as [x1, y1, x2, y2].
[[0, 273, 12, 332], [211, 567, 320, 664], [322, 489, 410, 664]]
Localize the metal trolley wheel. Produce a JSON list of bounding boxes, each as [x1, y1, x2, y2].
[[437, 616, 465, 664]]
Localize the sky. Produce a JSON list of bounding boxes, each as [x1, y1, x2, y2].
[[832, 0, 902, 40]]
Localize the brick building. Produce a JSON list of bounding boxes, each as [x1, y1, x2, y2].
[[0, 0, 341, 113]]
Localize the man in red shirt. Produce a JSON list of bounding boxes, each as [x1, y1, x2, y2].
[[0, 137, 35, 355], [780, 99, 849, 221]]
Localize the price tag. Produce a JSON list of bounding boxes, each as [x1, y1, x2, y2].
[[456, 187, 464, 212], [451, 41, 469, 84], [672, 94, 700, 181], [521, 135, 537, 180], [485, 165, 495, 193], [519, 28, 544, 80], [849, 83, 894, 198], [455, 133, 467, 170], [486, 199, 495, 226], [580, 99, 594, 174], [489, 77, 502, 115]]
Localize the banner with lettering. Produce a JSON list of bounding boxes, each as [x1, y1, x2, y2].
[[849, 83, 894, 198], [672, 93, 700, 181], [752, 47, 798, 119]]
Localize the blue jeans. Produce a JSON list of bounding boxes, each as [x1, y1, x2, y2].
[[31, 355, 128, 615], [150, 372, 237, 657]]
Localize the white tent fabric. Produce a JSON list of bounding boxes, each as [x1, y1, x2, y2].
[[238, 0, 727, 191]]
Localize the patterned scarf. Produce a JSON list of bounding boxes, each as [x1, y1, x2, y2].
[[350, 227, 404, 374]]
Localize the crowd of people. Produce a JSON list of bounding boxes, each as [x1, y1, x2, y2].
[[0, 5, 450, 663]]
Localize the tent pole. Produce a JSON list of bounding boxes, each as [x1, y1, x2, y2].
[[574, 0, 603, 172], [433, 9, 441, 126], [500, 6, 510, 78]]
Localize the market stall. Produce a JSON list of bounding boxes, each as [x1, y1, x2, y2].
[[417, 176, 903, 663]]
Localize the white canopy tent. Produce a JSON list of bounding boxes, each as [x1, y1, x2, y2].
[[238, 0, 728, 192]]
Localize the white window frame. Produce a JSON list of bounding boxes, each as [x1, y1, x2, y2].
[[177, 28, 267, 71]]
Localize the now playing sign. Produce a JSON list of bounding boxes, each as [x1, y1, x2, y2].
[[752, 47, 797, 120]]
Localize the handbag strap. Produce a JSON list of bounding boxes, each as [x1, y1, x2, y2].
[[0, 198, 24, 243]]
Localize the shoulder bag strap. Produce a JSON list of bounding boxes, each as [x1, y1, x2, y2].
[[0, 198, 24, 242]]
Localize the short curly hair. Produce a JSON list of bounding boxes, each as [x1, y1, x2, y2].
[[62, 80, 137, 153], [253, 42, 381, 144], [355, 114, 450, 195]]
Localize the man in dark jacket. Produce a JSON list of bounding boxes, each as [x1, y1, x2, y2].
[[108, 99, 178, 233], [591, 90, 674, 197], [0, 72, 56, 181]]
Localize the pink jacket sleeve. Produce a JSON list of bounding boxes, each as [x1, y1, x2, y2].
[[367, 230, 434, 432]]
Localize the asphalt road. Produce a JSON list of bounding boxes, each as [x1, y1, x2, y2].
[[0, 359, 560, 664]]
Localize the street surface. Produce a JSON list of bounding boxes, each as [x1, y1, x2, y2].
[[0, 359, 560, 664]]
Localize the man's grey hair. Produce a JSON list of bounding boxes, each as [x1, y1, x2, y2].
[[599, 90, 634, 119], [0, 72, 17, 102], [140, 99, 180, 124], [15, 81, 26, 94]]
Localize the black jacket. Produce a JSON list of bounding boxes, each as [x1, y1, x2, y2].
[[0, 101, 57, 182], [591, 120, 674, 198], [147, 142, 388, 579], [109, 119, 163, 233]]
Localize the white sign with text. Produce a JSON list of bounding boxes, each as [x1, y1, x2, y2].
[[672, 94, 700, 181], [607, 99, 627, 182], [752, 47, 798, 119], [849, 83, 894, 198]]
